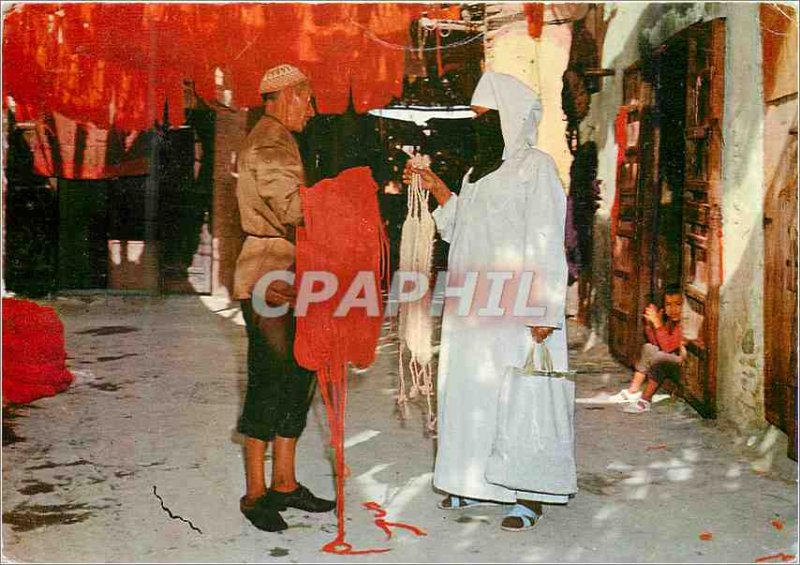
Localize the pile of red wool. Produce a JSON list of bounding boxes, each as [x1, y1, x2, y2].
[[3, 298, 73, 405]]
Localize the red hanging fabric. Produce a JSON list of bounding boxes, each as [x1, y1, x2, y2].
[[611, 106, 629, 244], [2, 298, 74, 406], [524, 3, 545, 39], [2, 3, 429, 131], [294, 167, 389, 554], [350, 3, 413, 113]]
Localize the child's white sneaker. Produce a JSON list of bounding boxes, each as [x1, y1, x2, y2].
[[608, 389, 642, 403], [623, 399, 652, 414]]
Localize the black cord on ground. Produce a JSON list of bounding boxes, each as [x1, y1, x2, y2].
[[152, 485, 203, 534]]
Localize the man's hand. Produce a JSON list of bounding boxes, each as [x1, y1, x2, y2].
[[265, 279, 297, 308], [530, 326, 555, 343]]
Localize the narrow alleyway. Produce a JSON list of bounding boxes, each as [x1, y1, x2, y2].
[[2, 295, 797, 563]]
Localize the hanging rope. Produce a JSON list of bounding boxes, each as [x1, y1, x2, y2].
[[397, 154, 437, 434]]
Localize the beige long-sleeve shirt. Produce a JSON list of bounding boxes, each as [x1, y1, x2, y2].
[[232, 115, 305, 300]]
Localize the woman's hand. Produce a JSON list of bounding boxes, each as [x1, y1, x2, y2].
[[402, 160, 452, 206]]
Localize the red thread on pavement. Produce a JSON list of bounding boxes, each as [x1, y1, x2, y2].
[[363, 501, 428, 539], [755, 552, 796, 562], [646, 443, 669, 451], [321, 539, 391, 556]]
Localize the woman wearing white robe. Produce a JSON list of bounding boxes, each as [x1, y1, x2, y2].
[[406, 72, 572, 529]]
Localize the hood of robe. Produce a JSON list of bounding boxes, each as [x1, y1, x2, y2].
[[470, 72, 543, 159]]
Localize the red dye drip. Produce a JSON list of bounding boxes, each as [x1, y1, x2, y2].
[[295, 167, 389, 554], [363, 501, 428, 540], [2, 298, 74, 405]]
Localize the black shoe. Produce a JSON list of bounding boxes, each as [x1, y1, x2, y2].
[[266, 484, 336, 513], [240, 495, 288, 532]]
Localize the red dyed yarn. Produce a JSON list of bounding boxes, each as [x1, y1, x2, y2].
[[3, 4, 426, 131], [295, 166, 389, 554], [611, 106, 629, 244], [2, 298, 73, 405], [523, 3, 545, 39]]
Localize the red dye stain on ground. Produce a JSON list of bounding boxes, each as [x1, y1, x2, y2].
[[754, 552, 796, 562], [645, 443, 669, 451], [363, 501, 427, 540]]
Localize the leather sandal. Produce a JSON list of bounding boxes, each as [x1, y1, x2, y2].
[[437, 495, 497, 510], [501, 503, 542, 532]]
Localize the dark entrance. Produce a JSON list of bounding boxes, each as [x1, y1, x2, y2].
[[609, 20, 725, 418]]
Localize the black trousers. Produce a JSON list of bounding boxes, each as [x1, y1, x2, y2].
[[237, 300, 316, 441]]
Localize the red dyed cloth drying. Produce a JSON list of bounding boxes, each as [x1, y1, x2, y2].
[[3, 3, 426, 131], [524, 3, 545, 39], [2, 298, 73, 405], [611, 106, 629, 244], [295, 166, 388, 554]]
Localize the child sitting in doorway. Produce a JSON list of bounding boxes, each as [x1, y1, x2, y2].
[[609, 285, 687, 414]]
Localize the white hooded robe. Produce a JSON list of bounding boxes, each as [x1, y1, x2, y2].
[[431, 72, 571, 504]]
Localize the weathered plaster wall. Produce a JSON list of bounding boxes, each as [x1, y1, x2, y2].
[[485, 5, 573, 185], [715, 4, 766, 432], [580, 3, 769, 430]]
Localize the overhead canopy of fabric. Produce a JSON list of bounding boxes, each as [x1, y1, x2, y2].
[[2, 3, 429, 131]]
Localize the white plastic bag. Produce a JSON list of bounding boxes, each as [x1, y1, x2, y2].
[[485, 342, 578, 495]]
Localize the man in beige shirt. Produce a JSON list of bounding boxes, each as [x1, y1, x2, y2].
[[234, 64, 334, 532]]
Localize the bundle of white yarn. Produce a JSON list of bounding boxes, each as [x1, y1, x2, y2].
[[397, 153, 437, 433]]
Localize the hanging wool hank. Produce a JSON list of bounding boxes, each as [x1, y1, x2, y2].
[[294, 166, 392, 555], [397, 154, 437, 434]]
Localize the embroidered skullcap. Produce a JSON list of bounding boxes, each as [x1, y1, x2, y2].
[[259, 64, 309, 94]]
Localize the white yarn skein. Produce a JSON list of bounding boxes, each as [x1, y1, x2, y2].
[[397, 153, 436, 429]]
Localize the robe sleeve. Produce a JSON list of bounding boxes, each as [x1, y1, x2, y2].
[[431, 193, 459, 243], [521, 155, 568, 329]]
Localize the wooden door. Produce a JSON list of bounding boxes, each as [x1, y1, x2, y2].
[[609, 68, 658, 366], [679, 20, 725, 418], [609, 69, 643, 365], [762, 3, 799, 460], [764, 124, 798, 460]]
